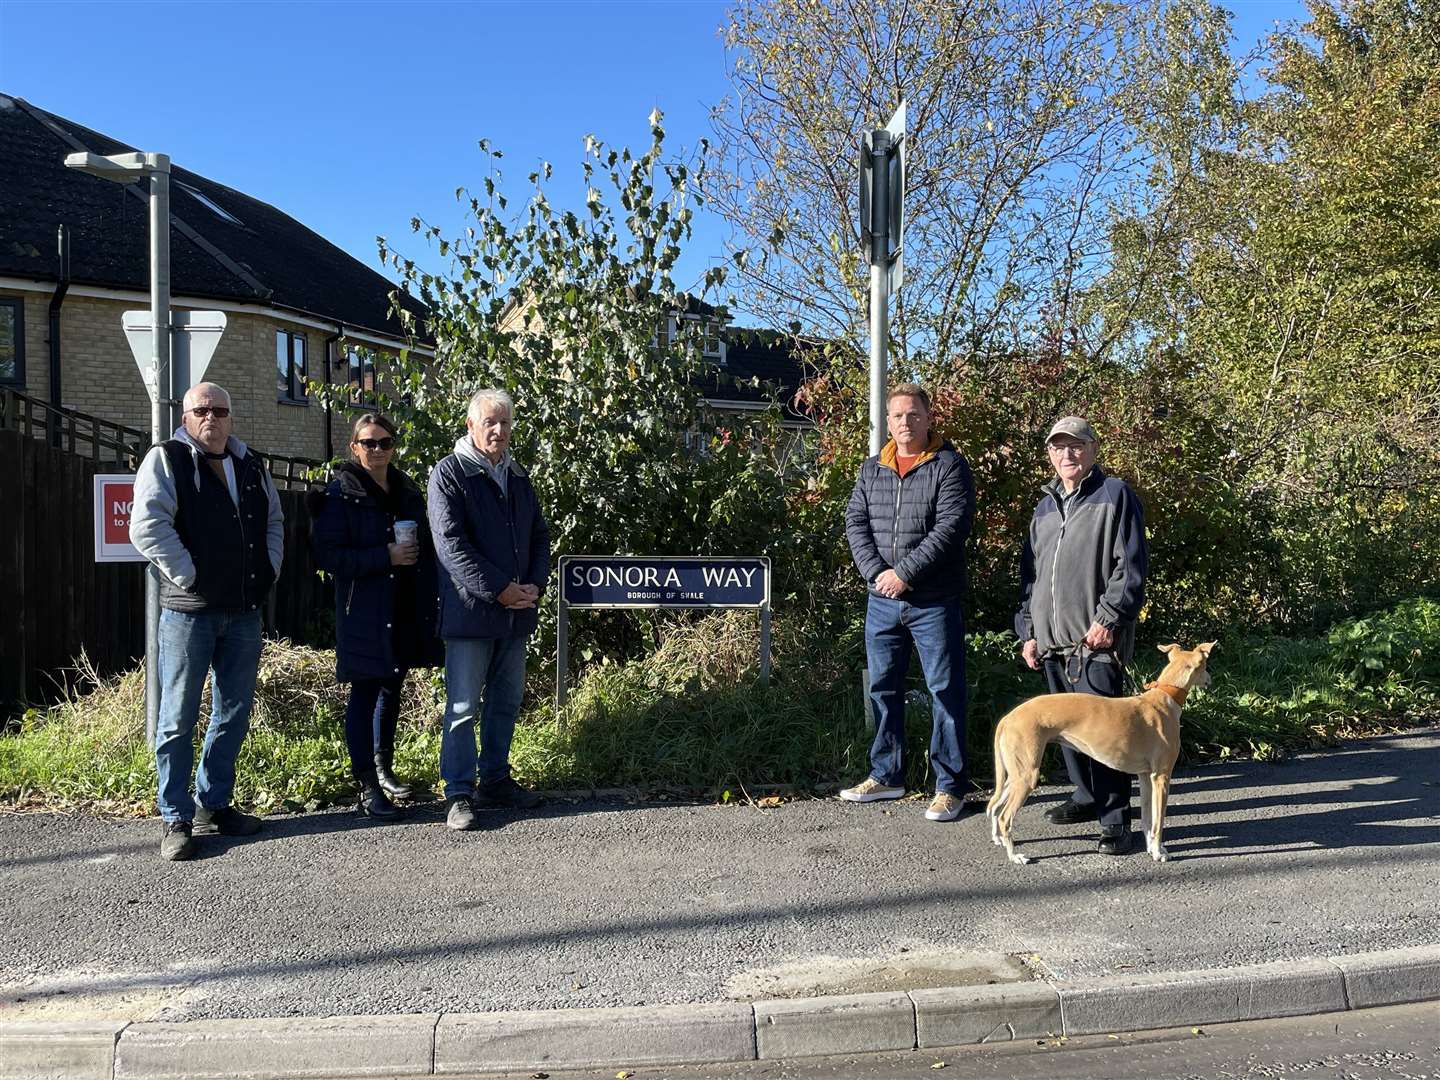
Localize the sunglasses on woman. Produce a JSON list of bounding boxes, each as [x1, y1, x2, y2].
[[355, 436, 397, 451], [188, 406, 231, 418]]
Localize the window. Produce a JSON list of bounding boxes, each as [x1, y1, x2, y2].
[[345, 345, 379, 406], [653, 316, 671, 350], [0, 297, 23, 386], [175, 181, 245, 226], [703, 319, 722, 357], [276, 330, 307, 403]]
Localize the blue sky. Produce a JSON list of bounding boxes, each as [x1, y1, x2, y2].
[[1, 0, 1308, 312]]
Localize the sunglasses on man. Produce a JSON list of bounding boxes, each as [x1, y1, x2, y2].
[[355, 437, 397, 451], [188, 406, 231, 418]]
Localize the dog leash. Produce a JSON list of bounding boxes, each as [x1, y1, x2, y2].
[[1056, 641, 1129, 692]]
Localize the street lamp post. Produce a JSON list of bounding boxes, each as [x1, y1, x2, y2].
[[63, 151, 173, 745]]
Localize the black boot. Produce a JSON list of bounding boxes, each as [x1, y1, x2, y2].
[[356, 770, 399, 819], [374, 753, 414, 800]]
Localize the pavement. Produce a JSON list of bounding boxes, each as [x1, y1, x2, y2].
[[1, 727, 1437, 1078]]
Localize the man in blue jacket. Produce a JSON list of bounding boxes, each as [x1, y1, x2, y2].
[[841, 384, 975, 822], [428, 388, 551, 830], [1015, 416, 1148, 855]]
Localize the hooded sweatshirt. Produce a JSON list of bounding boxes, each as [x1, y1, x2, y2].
[[130, 426, 284, 612]]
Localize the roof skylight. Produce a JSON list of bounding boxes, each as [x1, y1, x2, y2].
[[176, 181, 243, 226]]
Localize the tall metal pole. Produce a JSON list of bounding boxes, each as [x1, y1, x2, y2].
[[867, 131, 890, 457], [862, 130, 892, 734], [143, 155, 172, 748], [555, 598, 569, 713]]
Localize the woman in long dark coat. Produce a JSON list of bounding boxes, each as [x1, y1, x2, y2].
[[310, 413, 443, 817]]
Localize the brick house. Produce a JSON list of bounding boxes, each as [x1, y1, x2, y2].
[[0, 93, 429, 460], [501, 291, 814, 436]]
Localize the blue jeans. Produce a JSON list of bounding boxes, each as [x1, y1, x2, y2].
[[155, 609, 263, 823], [864, 594, 968, 794], [440, 635, 528, 798]]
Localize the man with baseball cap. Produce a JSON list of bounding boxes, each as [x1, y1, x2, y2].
[[1014, 416, 1148, 855]]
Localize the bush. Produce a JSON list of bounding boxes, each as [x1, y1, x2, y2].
[[2, 599, 1436, 815]]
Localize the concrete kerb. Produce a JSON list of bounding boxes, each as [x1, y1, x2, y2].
[[0, 1020, 128, 1080], [112, 1013, 440, 1080], [3, 945, 1436, 1080], [434, 1003, 755, 1073]]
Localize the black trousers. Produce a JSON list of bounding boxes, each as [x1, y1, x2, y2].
[[343, 673, 406, 779], [1042, 657, 1132, 828]]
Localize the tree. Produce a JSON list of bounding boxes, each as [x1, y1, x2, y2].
[[1102, 0, 1440, 625], [327, 116, 795, 660], [710, 0, 1234, 370]]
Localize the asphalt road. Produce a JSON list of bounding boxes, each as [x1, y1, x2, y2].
[[0, 728, 1436, 1022], [436, 1004, 1440, 1080]]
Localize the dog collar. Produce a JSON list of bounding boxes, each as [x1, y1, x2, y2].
[[1144, 682, 1189, 705]]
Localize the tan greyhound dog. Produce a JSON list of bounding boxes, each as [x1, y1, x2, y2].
[[987, 642, 1215, 865]]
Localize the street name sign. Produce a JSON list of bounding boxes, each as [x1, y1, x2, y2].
[[560, 555, 770, 609], [555, 555, 773, 707]]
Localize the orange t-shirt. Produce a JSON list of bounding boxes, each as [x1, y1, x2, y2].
[[896, 453, 922, 478]]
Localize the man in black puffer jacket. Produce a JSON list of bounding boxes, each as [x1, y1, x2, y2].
[[841, 384, 975, 822]]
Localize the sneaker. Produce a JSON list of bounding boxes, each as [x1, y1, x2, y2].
[[1097, 825, 1137, 856], [838, 777, 905, 803], [193, 805, 262, 837], [476, 776, 544, 810], [924, 792, 964, 822], [446, 795, 479, 831], [160, 821, 197, 862], [1044, 799, 1095, 825]]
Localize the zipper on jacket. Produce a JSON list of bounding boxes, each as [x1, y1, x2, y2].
[[234, 456, 250, 610], [507, 484, 520, 630], [890, 467, 904, 567], [1049, 488, 1068, 635]]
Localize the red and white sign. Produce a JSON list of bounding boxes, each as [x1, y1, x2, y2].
[[94, 474, 144, 563]]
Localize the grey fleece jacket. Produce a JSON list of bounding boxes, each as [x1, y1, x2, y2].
[[130, 427, 284, 591], [1015, 465, 1147, 664]]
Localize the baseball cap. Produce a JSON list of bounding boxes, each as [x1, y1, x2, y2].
[[1045, 416, 1098, 444]]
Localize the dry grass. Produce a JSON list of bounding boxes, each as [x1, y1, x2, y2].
[[3, 601, 1436, 815]]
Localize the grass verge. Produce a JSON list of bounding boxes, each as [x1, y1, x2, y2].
[[1, 599, 1435, 815]]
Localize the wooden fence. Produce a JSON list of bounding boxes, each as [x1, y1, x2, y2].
[[1, 390, 333, 719], [0, 426, 148, 714]]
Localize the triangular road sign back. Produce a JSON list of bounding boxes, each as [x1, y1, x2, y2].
[[122, 310, 228, 402]]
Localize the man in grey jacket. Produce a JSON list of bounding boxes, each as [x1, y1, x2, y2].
[[1016, 416, 1147, 855], [130, 382, 284, 860]]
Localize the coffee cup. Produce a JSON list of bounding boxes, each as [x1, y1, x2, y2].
[[394, 520, 419, 547]]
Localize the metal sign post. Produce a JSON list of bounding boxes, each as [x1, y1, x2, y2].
[[859, 103, 906, 730], [65, 150, 182, 747], [555, 555, 772, 710], [858, 101, 906, 456]]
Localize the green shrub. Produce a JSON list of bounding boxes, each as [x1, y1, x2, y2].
[[2, 600, 1436, 814]]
